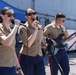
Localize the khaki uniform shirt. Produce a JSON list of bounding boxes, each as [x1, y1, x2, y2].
[[44, 22, 68, 39], [0, 24, 16, 67], [18, 22, 43, 57]]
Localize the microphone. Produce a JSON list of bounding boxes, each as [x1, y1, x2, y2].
[[11, 19, 14, 24], [20, 23, 24, 25], [11, 19, 24, 25], [31, 18, 36, 21], [31, 18, 40, 24], [31, 18, 41, 30]]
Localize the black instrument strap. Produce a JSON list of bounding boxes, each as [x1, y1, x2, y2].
[[60, 26, 64, 33]]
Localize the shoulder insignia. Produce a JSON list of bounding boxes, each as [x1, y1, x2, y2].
[[20, 30, 23, 35]]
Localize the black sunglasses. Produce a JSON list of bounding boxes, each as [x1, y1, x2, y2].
[[62, 20, 65, 22], [57, 18, 65, 22], [26, 12, 37, 16], [4, 13, 16, 17]]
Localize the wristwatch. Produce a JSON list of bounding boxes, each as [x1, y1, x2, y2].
[[17, 67, 22, 71]]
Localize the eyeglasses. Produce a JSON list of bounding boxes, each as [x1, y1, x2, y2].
[[4, 13, 16, 17], [59, 20, 65, 22], [62, 20, 65, 22], [57, 18, 65, 22], [26, 12, 37, 16]]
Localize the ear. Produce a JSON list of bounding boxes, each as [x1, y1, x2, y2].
[[0, 14, 3, 19], [0, 14, 3, 18], [0, 14, 1, 16], [0, 14, 3, 23]]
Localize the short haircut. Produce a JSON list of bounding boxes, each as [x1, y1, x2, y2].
[[55, 13, 65, 19]]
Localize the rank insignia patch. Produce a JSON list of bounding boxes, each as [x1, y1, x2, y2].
[[20, 30, 23, 35]]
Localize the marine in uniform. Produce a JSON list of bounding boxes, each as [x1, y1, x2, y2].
[[44, 13, 76, 75], [0, 7, 24, 75], [18, 8, 46, 75]]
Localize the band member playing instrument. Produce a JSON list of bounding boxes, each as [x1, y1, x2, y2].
[[44, 13, 76, 75]]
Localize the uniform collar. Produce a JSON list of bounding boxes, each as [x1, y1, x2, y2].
[[2, 24, 11, 33], [53, 21, 63, 29], [25, 22, 34, 29]]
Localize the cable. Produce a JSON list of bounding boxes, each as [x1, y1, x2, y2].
[[22, 24, 29, 75]]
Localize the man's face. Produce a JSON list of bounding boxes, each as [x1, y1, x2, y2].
[[56, 18, 65, 25], [26, 8, 37, 21]]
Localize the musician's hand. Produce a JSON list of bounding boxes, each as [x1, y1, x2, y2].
[[17, 69, 24, 75], [14, 19, 21, 28], [51, 39, 57, 46], [32, 20, 39, 30]]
